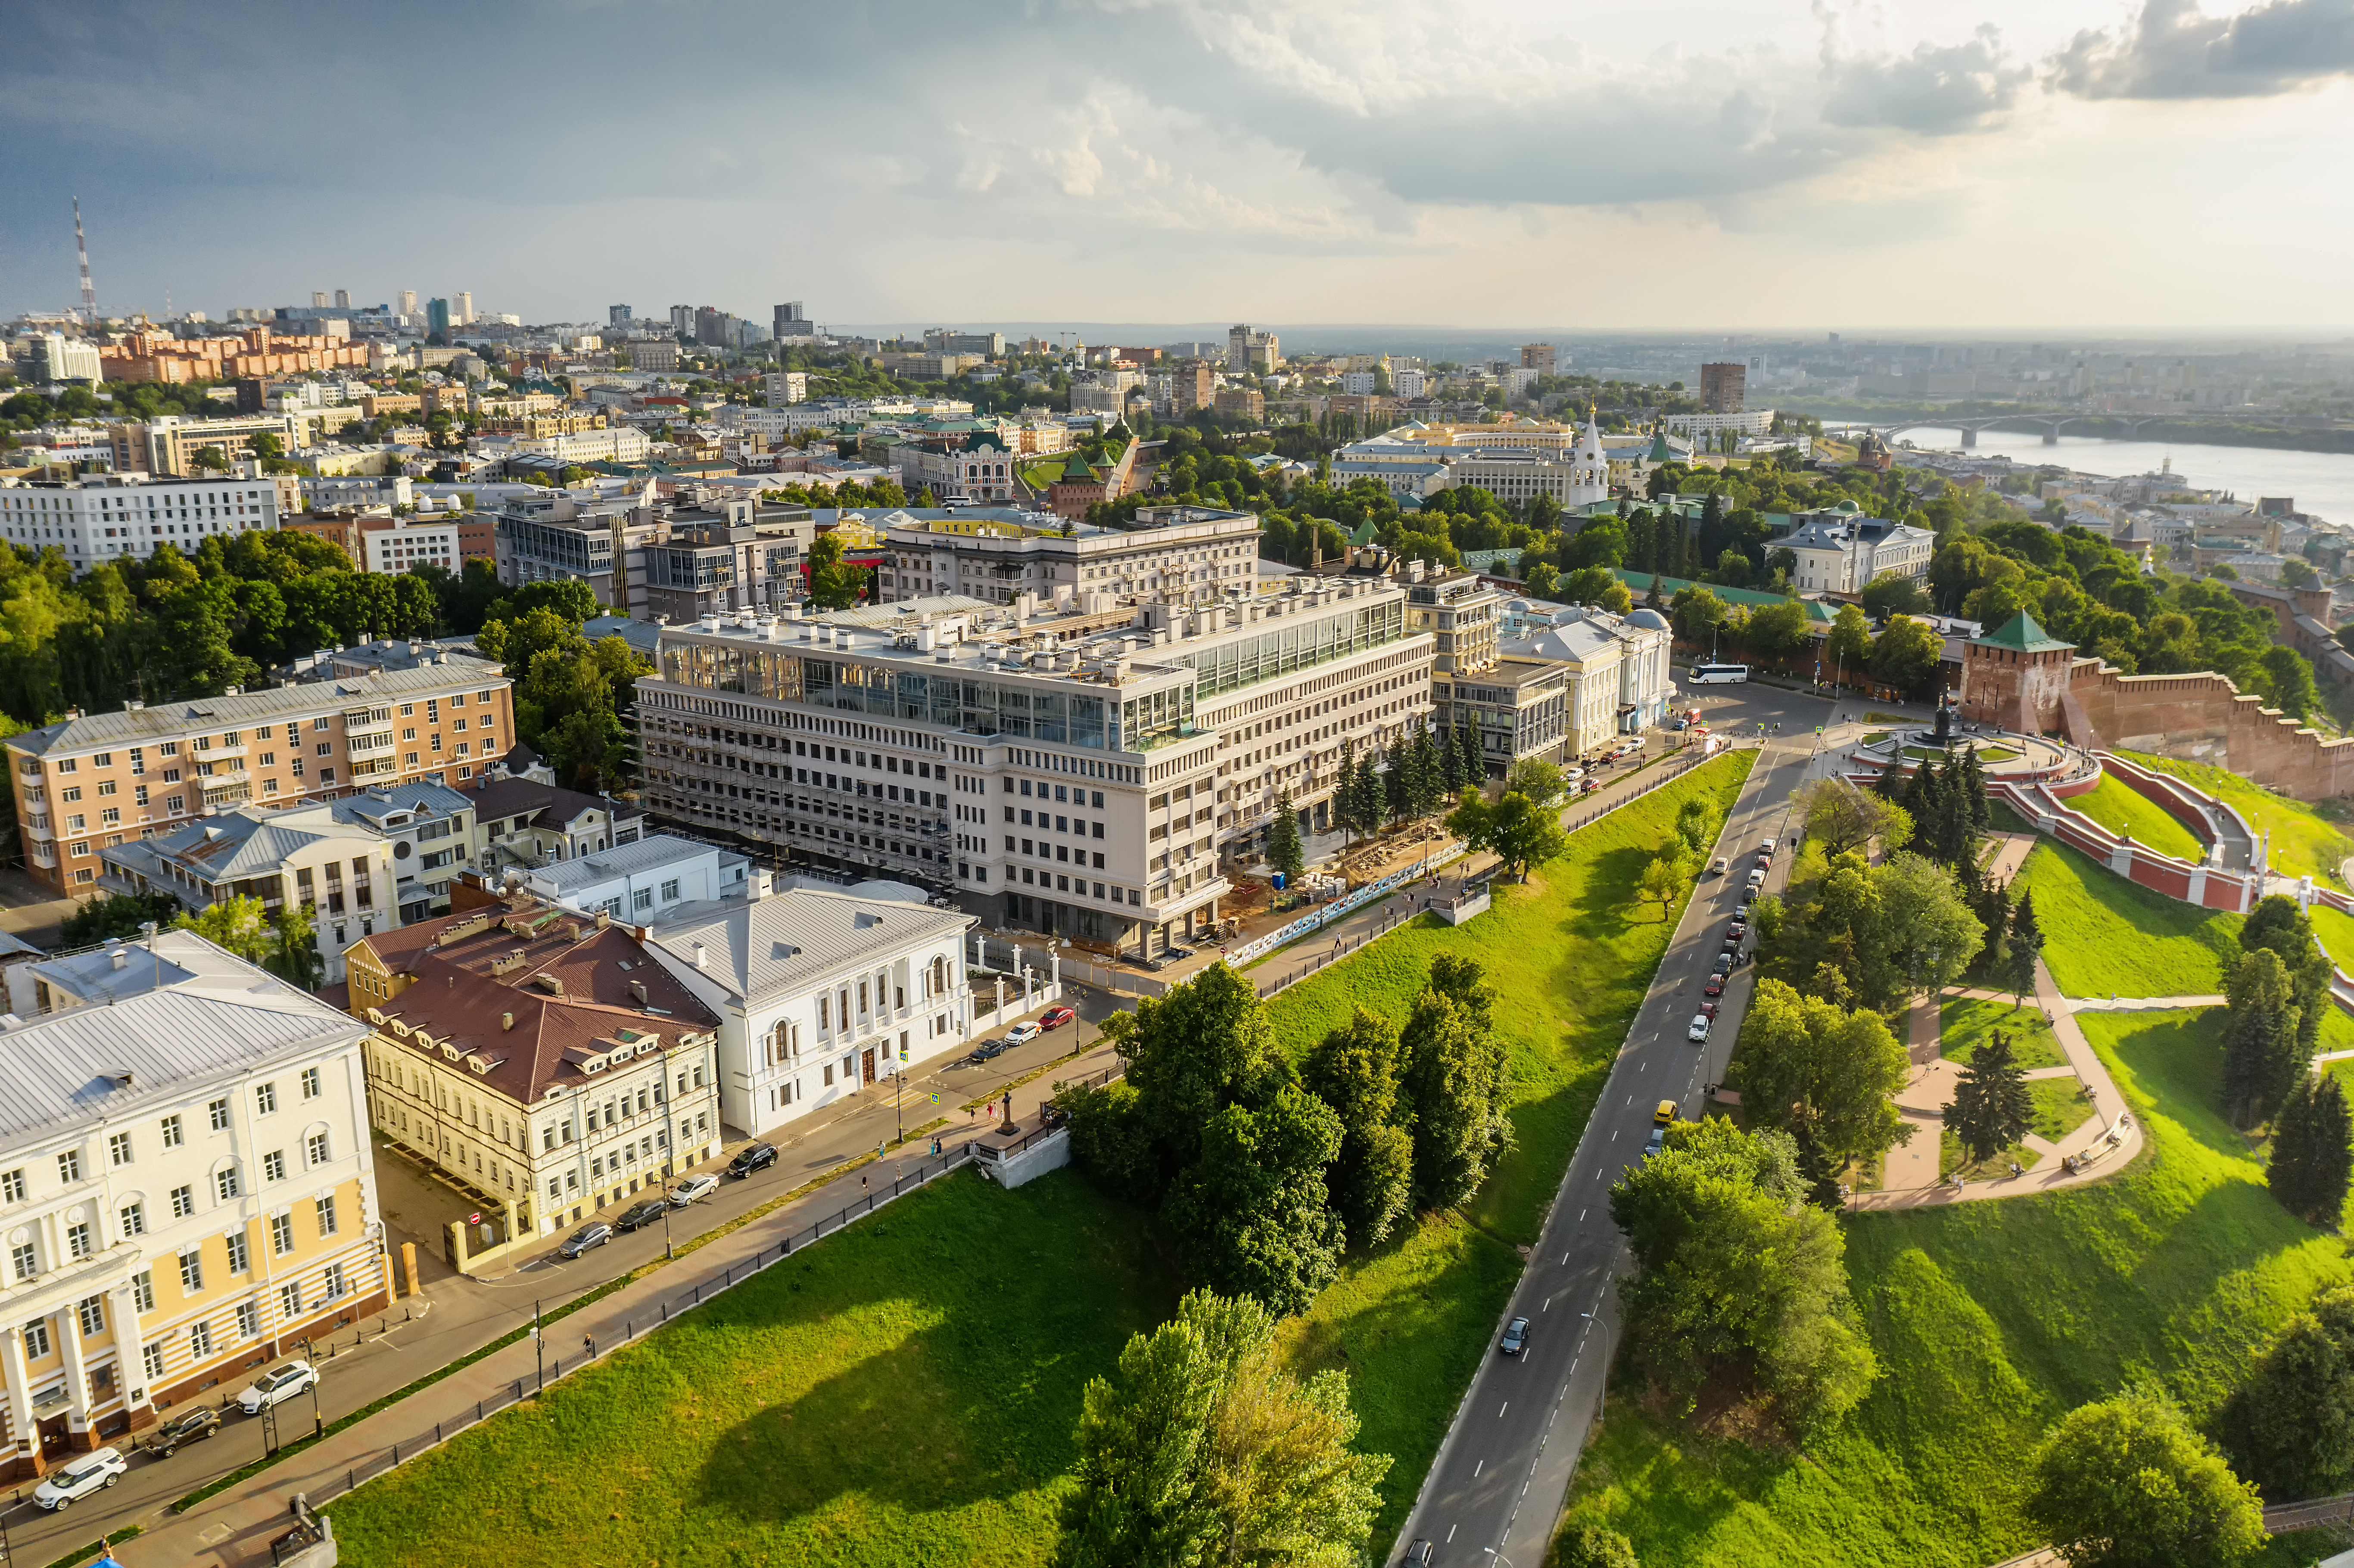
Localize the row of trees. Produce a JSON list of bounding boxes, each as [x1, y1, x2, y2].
[[1635, 790, 1734, 917], [1329, 722, 1484, 846], [1064, 957, 1510, 1316], [469, 579, 650, 792]]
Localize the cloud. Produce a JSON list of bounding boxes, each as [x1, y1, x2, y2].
[[2047, 0, 2354, 98], [1820, 25, 2030, 132]]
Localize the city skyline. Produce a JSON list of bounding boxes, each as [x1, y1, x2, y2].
[[4, 0, 2351, 331]]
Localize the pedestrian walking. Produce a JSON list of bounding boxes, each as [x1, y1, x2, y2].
[[583, 1333, 596, 1359]]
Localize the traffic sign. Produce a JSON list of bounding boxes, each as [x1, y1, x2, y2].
[[467, 1212, 481, 1224]]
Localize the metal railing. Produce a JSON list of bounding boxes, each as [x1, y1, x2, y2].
[[291, 1142, 978, 1512]]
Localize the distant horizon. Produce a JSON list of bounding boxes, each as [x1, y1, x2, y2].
[[6, 2, 2348, 328]]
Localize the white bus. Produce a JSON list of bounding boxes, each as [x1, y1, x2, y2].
[[1688, 663, 1750, 684]]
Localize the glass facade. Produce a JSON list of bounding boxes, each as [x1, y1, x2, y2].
[[1168, 600, 1405, 697]]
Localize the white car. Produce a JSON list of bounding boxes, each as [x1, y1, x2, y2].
[[670, 1173, 720, 1207], [1004, 1020, 1043, 1046], [1688, 1014, 1712, 1043], [1760, 837, 1777, 854], [237, 1359, 318, 1416], [33, 1447, 126, 1510]]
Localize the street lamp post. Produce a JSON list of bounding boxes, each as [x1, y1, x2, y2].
[[1581, 1308, 1618, 1420], [660, 1192, 674, 1262]]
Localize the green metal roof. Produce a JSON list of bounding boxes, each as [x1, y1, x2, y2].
[[1610, 569, 1838, 623], [1971, 610, 2074, 653]]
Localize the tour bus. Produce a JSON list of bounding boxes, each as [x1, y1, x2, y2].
[[1688, 663, 1750, 684]]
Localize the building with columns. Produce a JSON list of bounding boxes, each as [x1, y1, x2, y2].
[[0, 930, 387, 1476]]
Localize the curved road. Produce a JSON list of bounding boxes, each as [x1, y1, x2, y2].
[[1390, 688, 1846, 1568]]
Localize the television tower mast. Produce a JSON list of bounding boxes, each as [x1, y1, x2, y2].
[[73, 198, 96, 324]]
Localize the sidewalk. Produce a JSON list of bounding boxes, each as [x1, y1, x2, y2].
[[1853, 957, 2146, 1211], [110, 1037, 1116, 1568]]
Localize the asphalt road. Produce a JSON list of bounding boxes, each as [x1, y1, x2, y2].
[[1390, 681, 1852, 1568]]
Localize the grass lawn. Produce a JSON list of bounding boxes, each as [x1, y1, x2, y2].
[[1558, 1004, 2353, 1567], [2309, 902, 2354, 973], [2072, 772, 2207, 862], [1268, 753, 1756, 1536], [2121, 751, 2354, 884], [324, 756, 1761, 1565], [2026, 1074, 2097, 1142], [326, 1169, 1181, 1568], [1941, 996, 2067, 1070], [2011, 840, 2244, 998]]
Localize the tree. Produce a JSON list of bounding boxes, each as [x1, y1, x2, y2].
[[2268, 1075, 2353, 1227], [1098, 963, 1290, 1190], [1556, 1522, 1641, 1568], [271, 902, 322, 990], [1505, 757, 1567, 812], [1825, 603, 1872, 680], [806, 531, 868, 609], [2262, 645, 2322, 722], [1859, 572, 1932, 619], [1669, 584, 1731, 647], [1742, 598, 1812, 662], [1300, 1010, 1414, 1250], [1866, 852, 1985, 1004], [1610, 1117, 1878, 1436], [2222, 947, 2303, 1128], [1445, 785, 1567, 882], [2024, 1386, 2267, 1568], [2242, 894, 2333, 1061], [1562, 565, 1632, 613], [1398, 988, 1509, 1211], [58, 893, 174, 947], [1730, 979, 1913, 1180], [1799, 777, 1911, 861], [1867, 614, 1943, 696], [2216, 1285, 2354, 1502], [1054, 1289, 1389, 1568], [1636, 847, 1690, 917], [1265, 793, 1305, 887], [174, 896, 269, 964], [1405, 724, 1446, 819], [1454, 723, 1484, 785], [1943, 1028, 2034, 1168], [2005, 890, 2044, 1004], [1163, 1086, 1345, 1317]]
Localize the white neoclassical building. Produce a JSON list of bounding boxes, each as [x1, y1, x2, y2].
[[0, 932, 387, 1475]]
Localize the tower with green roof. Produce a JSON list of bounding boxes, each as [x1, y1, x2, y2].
[[1962, 610, 2078, 737]]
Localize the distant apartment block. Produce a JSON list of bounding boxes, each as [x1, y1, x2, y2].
[[1699, 361, 1746, 414], [0, 475, 279, 571]]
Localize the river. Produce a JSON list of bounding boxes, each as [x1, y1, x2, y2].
[[1879, 427, 2354, 526]]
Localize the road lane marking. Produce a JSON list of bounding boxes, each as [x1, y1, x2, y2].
[[1474, 1459, 1484, 1476], [1447, 1525, 1457, 1542], [1499, 1402, 1509, 1418], [1579, 1208, 1586, 1222]]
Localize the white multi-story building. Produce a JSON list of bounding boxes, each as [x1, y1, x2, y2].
[[763, 372, 809, 405], [878, 505, 1260, 609], [360, 516, 462, 575], [645, 882, 976, 1138], [523, 832, 750, 920], [637, 573, 1436, 955], [1499, 602, 1678, 756], [1783, 512, 1938, 595], [1662, 410, 1776, 438], [0, 475, 280, 571], [348, 896, 724, 1237], [507, 427, 651, 466], [0, 931, 388, 1472]]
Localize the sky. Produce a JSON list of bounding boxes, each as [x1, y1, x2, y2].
[[3, 0, 2352, 335]]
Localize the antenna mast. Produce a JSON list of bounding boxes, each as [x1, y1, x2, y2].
[[73, 198, 96, 323]]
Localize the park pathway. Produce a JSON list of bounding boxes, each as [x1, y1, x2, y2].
[[1854, 958, 2148, 1211]]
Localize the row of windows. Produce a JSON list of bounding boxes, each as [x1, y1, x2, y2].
[[2, 1072, 327, 1204], [137, 1259, 352, 1381]]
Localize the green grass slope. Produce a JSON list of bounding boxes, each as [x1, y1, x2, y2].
[[327, 1169, 1181, 1568], [1559, 1005, 2352, 1567], [2120, 751, 2354, 884], [2073, 772, 2207, 862], [326, 754, 1762, 1565], [2012, 840, 2244, 998]]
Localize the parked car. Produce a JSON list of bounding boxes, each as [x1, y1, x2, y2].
[[1403, 1542, 1436, 1567], [1643, 1126, 1666, 1159], [558, 1223, 613, 1259], [1700, 999, 1720, 1017], [1004, 1020, 1043, 1047], [1761, 837, 1777, 853], [727, 1142, 778, 1178], [1709, 856, 1729, 875], [146, 1405, 221, 1458], [1710, 953, 1733, 976], [1756, 852, 1773, 871], [1039, 1005, 1076, 1030], [1500, 1316, 1531, 1356], [669, 1173, 720, 1207], [1704, 974, 1726, 997], [615, 1198, 670, 1234], [1746, 867, 1767, 890], [1688, 1014, 1712, 1043], [968, 1038, 1007, 1063], [32, 1448, 126, 1511], [237, 1360, 319, 1416]]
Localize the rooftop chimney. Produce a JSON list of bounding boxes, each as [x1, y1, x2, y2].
[[501, 1011, 514, 1031], [692, 941, 707, 969]]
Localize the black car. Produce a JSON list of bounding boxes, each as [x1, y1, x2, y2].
[[727, 1142, 778, 1178], [967, 1039, 1006, 1064], [1711, 952, 1733, 975], [1500, 1316, 1530, 1356], [615, 1199, 669, 1233], [147, 1405, 220, 1457], [1403, 1542, 1436, 1567]]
